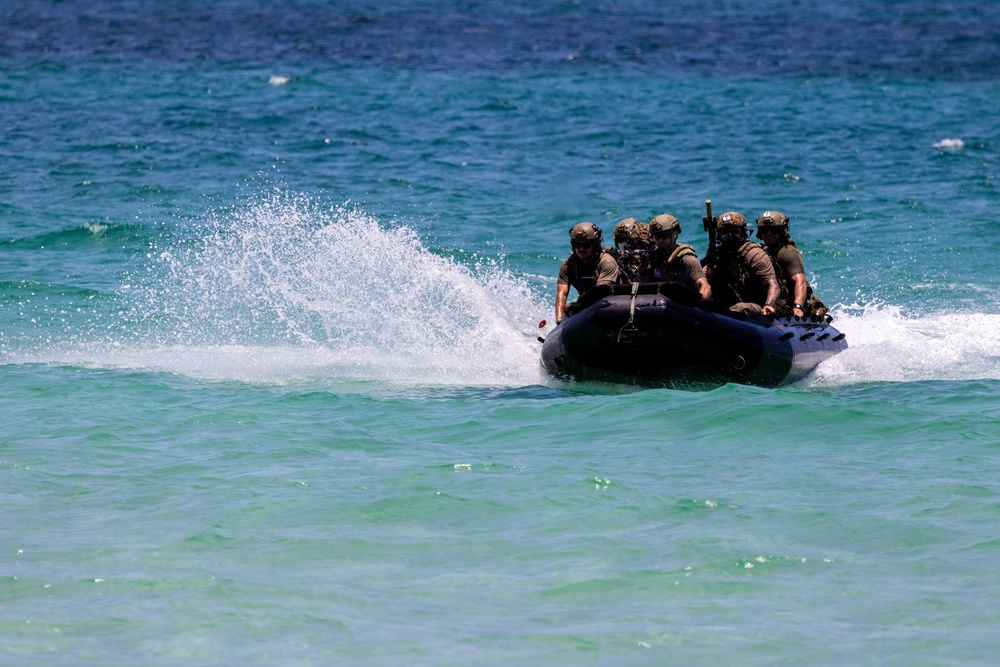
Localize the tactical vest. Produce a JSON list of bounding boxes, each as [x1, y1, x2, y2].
[[654, 244, 696, 280], [566, 248, 615, 294], [640, 244, 698, 282], [715, 242, 791, 315], [668, 244, 698, 263]]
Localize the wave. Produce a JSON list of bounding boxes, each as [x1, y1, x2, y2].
[[0, 220, 146, 249]]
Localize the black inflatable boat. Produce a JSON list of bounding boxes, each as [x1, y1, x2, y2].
[[540, 282, 847, 389]]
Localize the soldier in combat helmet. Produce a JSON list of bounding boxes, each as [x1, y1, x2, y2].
[[554, 222, 619, 324], [640, 213, 712, 300], [610, 217, 652, 283], [703, 211, 786, 316], [755, 210, 828, 319]]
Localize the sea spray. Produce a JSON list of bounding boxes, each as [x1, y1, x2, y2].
[[805, 303, 1000, 387], [12, 191, 551, 387], [130, 191, 550, 385]]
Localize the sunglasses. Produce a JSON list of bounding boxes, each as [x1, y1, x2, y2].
[[571, 241, 594, 249]]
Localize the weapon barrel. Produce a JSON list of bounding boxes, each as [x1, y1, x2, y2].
[[703, 199, 716, 261]]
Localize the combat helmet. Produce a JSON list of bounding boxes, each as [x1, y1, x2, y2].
[[649, 213, 681, 236], [569, 221, 603, 246], [755, 210, 790, 239], [716, 211, 746, 230], [716, 211, 748, 247], [613, 218, 641, 245]]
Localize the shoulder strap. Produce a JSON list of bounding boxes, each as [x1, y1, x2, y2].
[[667, 243, 697, 263], [738, 241, 758, 259]]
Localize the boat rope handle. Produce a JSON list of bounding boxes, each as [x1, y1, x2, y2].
[[617, 281, 640, 342]]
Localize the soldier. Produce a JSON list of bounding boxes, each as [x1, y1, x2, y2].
[[613, 218, 641, 251], [704, 211, 785, 316], [610, 217, 652, 284], [641, 213, 711, 300], [755, 211, 827, 318], [637, 221, 651, 243], [554, 222, 619, 324]]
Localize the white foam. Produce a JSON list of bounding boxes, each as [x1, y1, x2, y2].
[[805, 303, 1000, 386], [12, 343, 547, 388], [90, 191, 551, 387], [933, 138, 965, 150], [268, 75, 290, 86]]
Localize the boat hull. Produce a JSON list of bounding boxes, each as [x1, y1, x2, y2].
[[541, 283, 847, 389]]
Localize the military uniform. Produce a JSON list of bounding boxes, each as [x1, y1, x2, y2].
[[557, 249, 620, 297], [764, 240, 827, 317], [555, 222, 618, 324], [641, 243, 705, 290], [611, 218, 651, 284], [710, 241, 789, 315]]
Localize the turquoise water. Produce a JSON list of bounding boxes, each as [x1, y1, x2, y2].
[[3, 2, 1000, 664]]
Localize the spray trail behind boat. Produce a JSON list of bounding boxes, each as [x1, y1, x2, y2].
[[4, 191, 549, 386]]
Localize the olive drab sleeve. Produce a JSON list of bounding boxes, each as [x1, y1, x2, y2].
[[744, 245, 782, 311], [595, 250, 620, 286], [745, 245, 777, 283], [557, 257, 572, 286], [776, 245, 805, 278]]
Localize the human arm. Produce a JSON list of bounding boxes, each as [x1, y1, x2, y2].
[[749, 247, 780, 316], [790, 273, 808, 317], [777, 246, 809, 317], [683, 255, 712, 300], [701, 256, 714, 278], [694, 276, 712, 301], [761, 279, 779, 316], [555, 283, 570, 324]]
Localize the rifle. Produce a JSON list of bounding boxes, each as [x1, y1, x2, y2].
[[702, 199, 716, 267]]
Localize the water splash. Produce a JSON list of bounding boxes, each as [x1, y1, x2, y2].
[[806, 303, 1000, 387], [18, 191, 551, 387]]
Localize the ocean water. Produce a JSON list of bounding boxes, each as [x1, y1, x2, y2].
[[3, 1, 1000, 664]]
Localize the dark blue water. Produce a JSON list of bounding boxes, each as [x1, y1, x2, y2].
[[5, 1, 1000, 80]]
